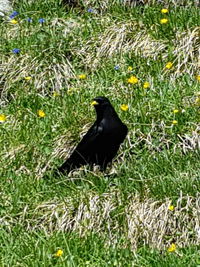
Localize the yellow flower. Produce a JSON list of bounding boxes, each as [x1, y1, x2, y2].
[[128, 66, 133, 71], [24, 76, 32, 81], [168, 205, 174, 211], [54, 249, 63, 257], [173, 109, 179, 114], [195, 97, 200, 105], [37, 110, 45, 118], [0, 114, 6, 123], [172, 120, 178, 125], [196, 75, 200, 81], [161, 8, 169, 14], [120, 104, 129, 111], [127, 75, 139, 84], [10, 19, 18, 24], [165, 62, 173, 69], [67, 88, 75, 95], [53, 92, 60, 97], [167, 243, 176, 252], [78, 74, 87, 80], [160, 18, 168, 24], [143, 81, 150, 89]]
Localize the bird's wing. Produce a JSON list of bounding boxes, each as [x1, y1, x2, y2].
[[58, 122, 104, 173], [74, 122, 104, 153]]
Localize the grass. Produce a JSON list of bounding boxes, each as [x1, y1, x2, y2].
[[0, 0, 200, 265]]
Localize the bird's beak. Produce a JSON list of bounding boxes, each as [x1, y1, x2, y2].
[[91, 100, 99, 106]]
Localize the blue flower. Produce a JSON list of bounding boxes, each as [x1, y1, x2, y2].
[[27, 18, 32, 23], [114, 65, 120, 70], [9, 11, 19, 19], [12, 48, 20, 54], [38, 18, 45, 24], [87, 8, 94, 13]]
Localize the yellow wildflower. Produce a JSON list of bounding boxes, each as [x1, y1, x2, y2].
[[127, 75, 139, 84], [0, 114, 6, 123], [161, 8, 169, 14], [120, 104, 129, 111], [128, 66, 133, 71], [165, 62, 173, 69], [78, 74, 87, 80], [168, 205, 174, 211], [53, 92, 60, 97], [173, 109, 179, 114], [167, 243, 176, 252], [195, 96, 200, 105], [37, 110, 45, 118], [172, 120, 178, 125], [196, 75, 200, 81], [10, 19, 18, 24], [24, 76, 32, 81], [160, 18, 168, 24], [67, 88, 75, 95], [54, 249, 63, 257], [143, 81, 150, 89]]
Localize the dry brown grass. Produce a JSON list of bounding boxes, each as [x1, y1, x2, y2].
[[0, 54, 75, 103], [19, 191, 200, 250], [81, 21, 168, 68], [171, 27, 200, 77], [81, 21, 199, 78]]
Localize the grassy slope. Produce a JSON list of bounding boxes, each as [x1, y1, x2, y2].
[[0, 0, 200, 266]]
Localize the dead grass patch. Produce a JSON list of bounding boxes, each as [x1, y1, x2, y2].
[[25, 191, 200, 250]]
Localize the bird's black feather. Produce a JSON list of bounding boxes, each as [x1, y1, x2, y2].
[[58, 96, 128, 174]]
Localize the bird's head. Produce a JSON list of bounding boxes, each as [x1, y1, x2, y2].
[[91, 96, 111, 108], [91, 96, 113, 120]]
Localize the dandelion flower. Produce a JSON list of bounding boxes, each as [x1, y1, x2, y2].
[[195, 97, 200, 105], [161, 8, 169, 14], [168, 205, 174, 211], [37, 110, 45, 118], [127, 75, 138, 84], [160, 18, 168, 24], [120, 104, 129, 111], [173, 109, 179, 114], [165, 62, 173, 69], [196, 75, 200, 81], [10, 19, 18, 24], [53, 92, 60, 97], [78, 74, 87, 80], [172, 120, 178, 125], [167, 243, 176, 252], [128, 66, 133, 71], [24, 76, 32, 81], [12, 48, 20, 54], [143, 81, 150, 89], [0, 114, 6, 123], [54, 249, 63, 257], [67, 88, 75, 95]]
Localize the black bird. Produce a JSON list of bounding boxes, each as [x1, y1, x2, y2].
[[58, 96, 128, 174]]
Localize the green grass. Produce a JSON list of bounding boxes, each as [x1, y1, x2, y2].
[[0, 0, 200, 265], [1, 231, 199, 266]]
